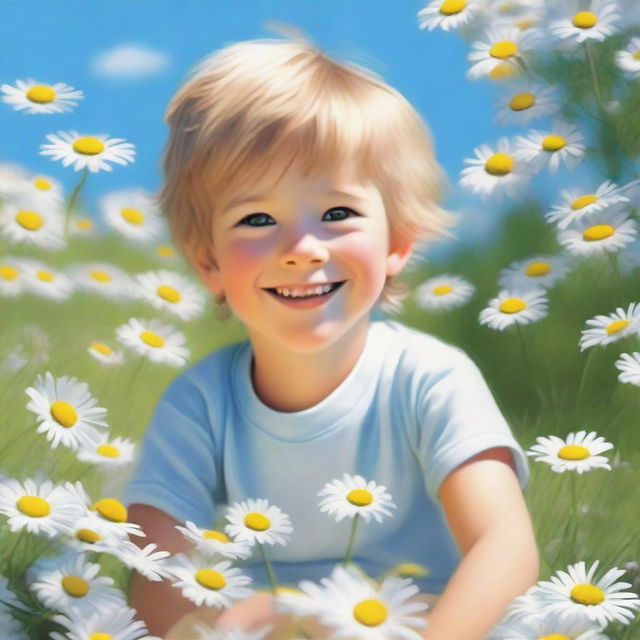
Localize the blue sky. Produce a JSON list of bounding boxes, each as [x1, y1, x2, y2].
[[0, 0, 604, 258]]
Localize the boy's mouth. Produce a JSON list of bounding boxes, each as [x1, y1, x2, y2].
[[263, 280, 346, 300]]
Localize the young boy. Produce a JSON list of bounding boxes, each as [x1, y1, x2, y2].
[[123, 23, 539, 639]]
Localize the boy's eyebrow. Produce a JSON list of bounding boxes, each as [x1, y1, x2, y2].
[[222, 189, 367, 215]]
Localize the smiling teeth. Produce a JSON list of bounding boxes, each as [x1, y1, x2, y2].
[[276, 284, 334, 298]]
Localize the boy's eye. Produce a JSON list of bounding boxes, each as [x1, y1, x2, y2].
[[235, 207, 359, 227]]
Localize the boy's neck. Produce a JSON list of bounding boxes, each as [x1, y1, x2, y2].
[[248, 315, 371, 413]]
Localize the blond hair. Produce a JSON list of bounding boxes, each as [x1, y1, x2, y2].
[[159, 23, 458, 321]]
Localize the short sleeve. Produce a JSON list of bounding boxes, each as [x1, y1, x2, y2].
[[414, 349, 530, 503], [121, 373, 219, 528]]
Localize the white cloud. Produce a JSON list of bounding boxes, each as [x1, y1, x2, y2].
[[91, 44, 169, 78]]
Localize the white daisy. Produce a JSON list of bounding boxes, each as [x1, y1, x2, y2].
[[68, 262, 136, 302], [414, 274, 475, 311], [513, 120, 586, 174], [558, 208, 638, 256], [50, 604, 149, 640], [39, 130, 136, 173], [63, 514, 128, 554], [459, 137, 533, 200], [134, 269, 206, 321], [25, 372, 108, 451], [579, 302, 640, 351], [479, 288, 548, 330], [26, 546, 125, 615], [485, 606, 610, 638], [1, 79, 83, 114], [293, 564, 428, 639], [467, 25, 543, 81], [76, 435, 136, 468], [0, 472, 85, 538], [615, 36, 640, 77], [7, 172, 64, 204], [318, 473, 397, 525], [68, 216, 96, 237], [175, 521, 254, 561], [154, 244, 179, 260], [192, 624, 273, 640], [549, 1, 621, 46], [494, 83, 561, 126], [115, 317, 189, 367], [21, 259, 75, 302], [545, 180, 630, 230], [498, 254, 572, 290], [0, 256, 31, 297], [529, 560, 640, 627], [526, 430, 614, 473], [224, 498, 293, 547], [87, 341, 125, 366], [101, 188, 164, 243], [165, 554, 254, 609], [0, 195, 65, 249], [110, 540, 172, 582], [615, 352, 640, 386], [417, 0, 482, 32]]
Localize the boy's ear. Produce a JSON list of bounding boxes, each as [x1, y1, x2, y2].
[[386, 236, 415, 277], [187, 243, 224, 295]]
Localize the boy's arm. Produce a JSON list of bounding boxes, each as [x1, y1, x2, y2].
[[421, 447, 539, 640], [126, 504, 203, 637]]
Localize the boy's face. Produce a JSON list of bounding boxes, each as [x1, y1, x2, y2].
[[191, 153, 413, 352]]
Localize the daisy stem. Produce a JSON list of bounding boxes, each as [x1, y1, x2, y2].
[[257, 542, 279, 594], [64, 167, 89, 239], [583, 41, 604, 110], [606, 252, 626, 305], [568, 471, 579, 561], [343, 512, 360, 566], [575, 348, 596, 413], [515, 324, 546, 408]]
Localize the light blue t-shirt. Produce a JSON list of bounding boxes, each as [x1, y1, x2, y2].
[[122, 318, 529, 594]]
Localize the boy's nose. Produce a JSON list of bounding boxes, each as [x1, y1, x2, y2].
[[278, 234, 330, 266]]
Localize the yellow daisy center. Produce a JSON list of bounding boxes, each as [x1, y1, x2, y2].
[[140, 330, 165, 348], [571, 194, 598, 210], [392, 562, 430, 578], [121, 207, 144, 225], [433, 285, 453, 296], [633, 50, 640, 60], [17, 495, 51, 517], [76, 528, 102, 543], [156, 245, 175, 257], [557, 445, 590, 460], [497, 2, 514, 11], [33, 177, 52, 191], [91, 498, 127, 523], [347, 489, 373, 506], [489, 40, 518, 59], [76, 218, 93, 230], [90, 270, 111, 282], [542, 135, 566, 152], [353, 599, 388, 626], [96, 444, 121, 458], [91, 342, 113, 356], [61, 575, 90, 597], [157, 285, 182, 303], [244, 512, 271, 531], [195, 569, 226, 590], [0, 266, 19, 281], [203, 530, 231, 543], [37, 270, 55, 282], [26, 85, 56, 104], [525, 261, 551, 276], [485, 153, 514, 176], [570, 583, 606, 605], [439, 0, 466, 15], [15, 210, 44, 231], [509, 92, 535, 111], [499, 298, 526, 313], [50, 401, 78, 428], [538, 635, 572, 640], [489, 62, 518, 79], [583, 224, 614, 241], [72, 137, 105, 156], [572, 11, 598, 29], [516, 18, 536, 30], [606, 319, 629, 335], [89, 634, 112, 640]]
